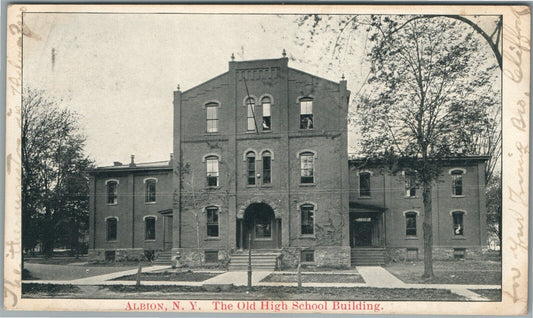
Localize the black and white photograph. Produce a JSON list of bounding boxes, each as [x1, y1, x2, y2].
[[4, 4, 529, 315]]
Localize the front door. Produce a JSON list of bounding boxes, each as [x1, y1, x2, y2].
[[163, 215, 173, 250], [350, 212, 383, 247], [241, 203, 278, 249]]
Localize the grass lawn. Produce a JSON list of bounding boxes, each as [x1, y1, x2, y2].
[[470, 289, 501, 301], [384, 260, 501, 285], [23, 263, 137, 281], [22, 284, 466, 301], [112, 271, 219, 282], [262, 273, 365, 284]]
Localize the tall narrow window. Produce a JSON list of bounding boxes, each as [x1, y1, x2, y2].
[[359, 172, 371, 197], [405, 171, 416, 197], [145, 217, 156, 240], [247, 152, 256, 185], [405, 212, 417, 236], [246, 97, 256, 131], [106, 217, 117, 241], [206, 103, 218, 133], [300, 152, 314, 184], [145, 179, 156, 203], [206, 157, 219, 187], [206, 207, 219, 237], [300, 99, 313, 129], [300, 204, 314, 235], [262, 151, 272, 184], [452, 211, 464, 235], [262, 97, 271, 131], [107, 181, 118, 204], [451, 170, 463, 196]]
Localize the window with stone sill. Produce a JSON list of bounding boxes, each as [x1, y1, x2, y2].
[[145, 217, 156, 240], [452, 211, 464, 236], [262, 97, 271, 131], [206, 207, 219, 238]]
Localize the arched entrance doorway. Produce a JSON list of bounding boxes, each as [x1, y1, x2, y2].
[[237, 203, 280, 249]]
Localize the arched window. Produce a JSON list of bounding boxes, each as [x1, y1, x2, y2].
[[262, 151, 272, 184], [300, 98, 313, 129], [145, 179, 156, 203], [205, 102, 219, 133], [144, 216, 156, 240], [246, 97, 256, 131], [359, 172, 371, 197], [300, 152, 315, 184], [206, 156, 219, 187], [106, 217, 118, 241], [452, 211, 464, 235], [246, 152, 256, 185], [300, 204, 315, 235], [451, 170, 464, 196], [206, 206, 219, 238], [261, 96, 271, 131], [405, 212, 417, 236], [106, 180, 118, 204]]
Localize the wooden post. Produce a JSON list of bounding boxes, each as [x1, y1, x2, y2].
[[136, 262, 142, 287], [297, 249, 302, 289], [247, 232, 252, 290]]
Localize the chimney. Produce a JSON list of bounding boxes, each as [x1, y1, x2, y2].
[[129, 155, 136, 167], [169, 153, 174, 164], [113, 161, 122, 166]]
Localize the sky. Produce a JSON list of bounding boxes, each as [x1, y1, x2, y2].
[[22, 12, 499, 166]]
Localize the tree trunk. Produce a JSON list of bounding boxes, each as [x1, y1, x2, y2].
[[422, 183, 434, 279]]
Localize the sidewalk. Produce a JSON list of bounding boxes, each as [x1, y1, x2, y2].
[[23, 265, 500, 301]]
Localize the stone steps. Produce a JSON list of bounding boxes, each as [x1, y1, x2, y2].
[[153, 251, 172, 265], [229, 252, 280, 271], [351, 248, 385, 266]]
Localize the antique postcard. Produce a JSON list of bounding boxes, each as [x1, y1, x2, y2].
[[4, 4, 529, 315]]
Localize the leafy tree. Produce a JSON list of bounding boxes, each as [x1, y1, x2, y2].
[[358, 17, 498, 278], [22, 88, 93, 259], [486, 173, 502, 255]]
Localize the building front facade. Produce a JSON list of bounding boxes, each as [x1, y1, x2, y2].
[[88, 56, 489, 268]]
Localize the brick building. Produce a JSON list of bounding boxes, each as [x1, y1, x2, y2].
[[88, 56, 489, 267]]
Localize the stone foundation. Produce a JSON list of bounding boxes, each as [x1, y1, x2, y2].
[[280, 246, 351, 269], [171, 248, 232, 268], [386, 246, 485, 262]]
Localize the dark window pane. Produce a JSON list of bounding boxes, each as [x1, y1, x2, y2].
[[255, 212, 271, 238], [360, 173, 371, 197], [107, 182, 117, 204], [263, 154, 271, 184], [406, 213, 417, 236], [106, 218, 117, 241], [145, 180, 156, 202], [145, 217, 156, 240], [207, 207, 219, 237], [247, 155, 255, 185], [301, 205, 314, 235], [453, 212, 464, 235]]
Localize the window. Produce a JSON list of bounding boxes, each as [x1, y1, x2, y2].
[[106, 217, 117, 241], [145, 179, 156, 203], [145, 217, 156, 240], [262, 97, 271, 130], [106, 181, 118, 204], [453, 248, 466, 259], [262, 151, 272, 184], [451, 170, 463, 196], [205, 250, 219, 263], [246, 97, 256, 131], [206, 207, 219, 237], [405, 171, 416, 197], [300, 204, 314, 235], [405, 212, 417, 236], [452, 211, 464, 235], [206, 157, 219, 187], [247, 152, 256, 185], [206, 103, 218, 133], [105, 250, 116, 262], [407, 248, 418, 261], [300, 99, 313, 129], [255, 212, 271, 238], [300, 152, 314, 184], [359, 172, 371, 197], [301, 250, 315, 263]]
